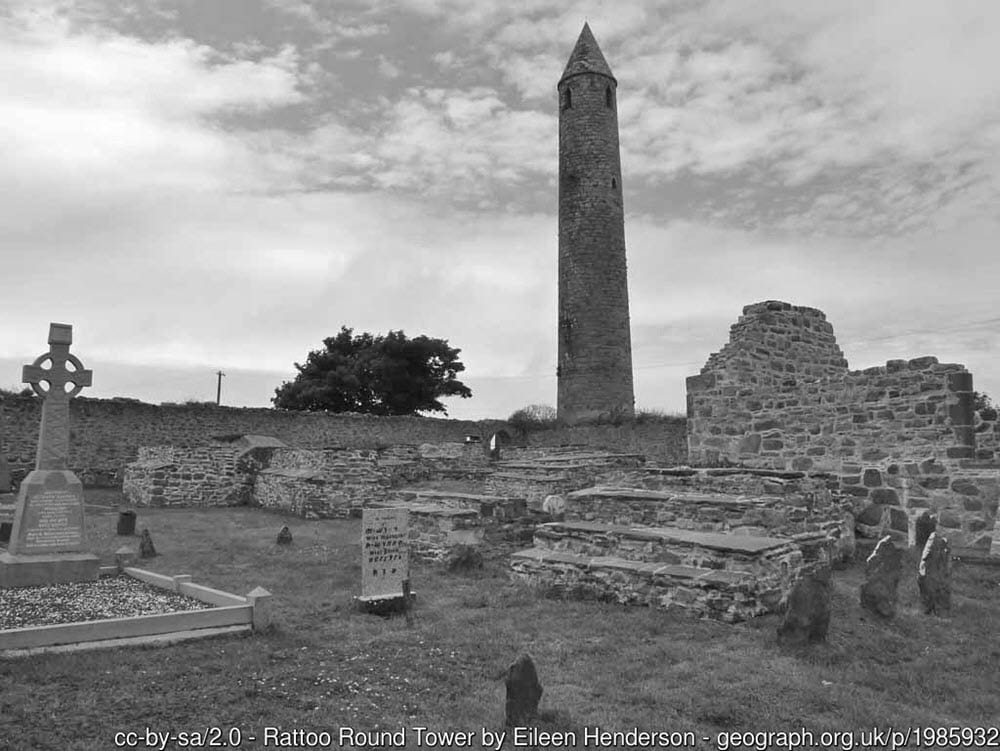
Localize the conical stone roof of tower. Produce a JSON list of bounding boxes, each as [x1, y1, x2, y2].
[[560, 22, 615, 83]]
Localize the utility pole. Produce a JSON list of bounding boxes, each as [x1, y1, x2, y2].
[[215, 370, 225, 406]]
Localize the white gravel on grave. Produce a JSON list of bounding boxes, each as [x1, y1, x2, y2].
[[0, 576, 210, 631]]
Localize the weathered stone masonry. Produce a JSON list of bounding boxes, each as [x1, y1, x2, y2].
[[1, 395, 507, 488], [687, 301, 1000, 552], [557, 23, 635, 424], [122, 439, 495, 519]]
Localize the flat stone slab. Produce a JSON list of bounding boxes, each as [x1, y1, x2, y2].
[[647, 466, 826, 480], [510, 548, 754, 584], [490, 472, 569, 481], [398, 490, 510, 503], [538, 521, 793, 554], [259, 468, 324, 480], [498, 452, 641, 465], [407, 504, 480, 519], [567, 487, 758, 505]]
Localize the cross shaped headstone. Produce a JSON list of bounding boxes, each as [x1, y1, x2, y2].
[[22, 323, 92, 471], [0, 322, 99, 587]]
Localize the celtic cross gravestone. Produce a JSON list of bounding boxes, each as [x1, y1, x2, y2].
[[0, 323, 100, 588]]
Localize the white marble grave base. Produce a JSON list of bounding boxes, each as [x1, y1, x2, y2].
[[0, 551, 100, 588]]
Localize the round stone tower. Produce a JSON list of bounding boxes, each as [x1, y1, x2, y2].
[[557, 23, 635, 424]]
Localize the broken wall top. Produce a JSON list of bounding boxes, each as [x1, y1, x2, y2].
[[699, 300, 848, 385]]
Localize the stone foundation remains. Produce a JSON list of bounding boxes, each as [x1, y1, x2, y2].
[[123, 439, 496, 519], [1, 395, 507, 489]]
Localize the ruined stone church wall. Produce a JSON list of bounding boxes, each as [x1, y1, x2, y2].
[[687, 301, 999, 552], [1, 395, 506, 488]]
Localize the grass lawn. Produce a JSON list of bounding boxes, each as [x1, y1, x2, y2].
[[1, 489, 998, 751]]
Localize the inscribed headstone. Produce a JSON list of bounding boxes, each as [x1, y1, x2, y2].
[[0, 323, 99, 587], [360, 507, 409, 600], [9, 471, 86, 554]]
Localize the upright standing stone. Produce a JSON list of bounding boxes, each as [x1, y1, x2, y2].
[[918, 532, 951, 615], [0, 323, 99, 587], [505, 653, 543, 727], [556, 24, 635, 424], [860, 536, 902, 618], [776, 567, 831, 646], [355, 507, 412, 613], [914, 511, 936, 552], [138, 528, 157, 559]]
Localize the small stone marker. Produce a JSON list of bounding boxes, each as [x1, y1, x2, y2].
[[505, 653, 543, 727], [276, 525, 292, 545], [860, 535, 902, 618], [117, 509, 137, 536], [776, 567, 831, 646], [355, 507, 412, 613], [918, 532, 951, 615], [138, 528, 157, 559], [0, 323, 99, 588], [445, 544, 484, 572]]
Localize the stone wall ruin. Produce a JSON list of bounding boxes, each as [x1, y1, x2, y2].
[[687, 301, 1000, 553], [1, 395, 507, 489], [122, 438, 493, 519]]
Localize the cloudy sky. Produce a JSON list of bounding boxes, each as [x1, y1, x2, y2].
[[2, 0, 998, 420]]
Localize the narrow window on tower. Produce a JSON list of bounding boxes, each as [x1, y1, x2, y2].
[[611, 177, 617, 189], [562, 87, 572, 110], [605, 86, 613, 108]]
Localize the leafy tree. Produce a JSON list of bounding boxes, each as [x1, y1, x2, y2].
[[0, 387, 33, 398], [507, 404, 558, 432], [273, 327, 472, 415], [974, 391, 997, 420]]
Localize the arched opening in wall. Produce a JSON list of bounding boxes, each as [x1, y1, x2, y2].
[[562, 87, 572, 111], [491, 430, 512, 446], [611, 177, 617, 189], [605, 86, 613, 108]]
